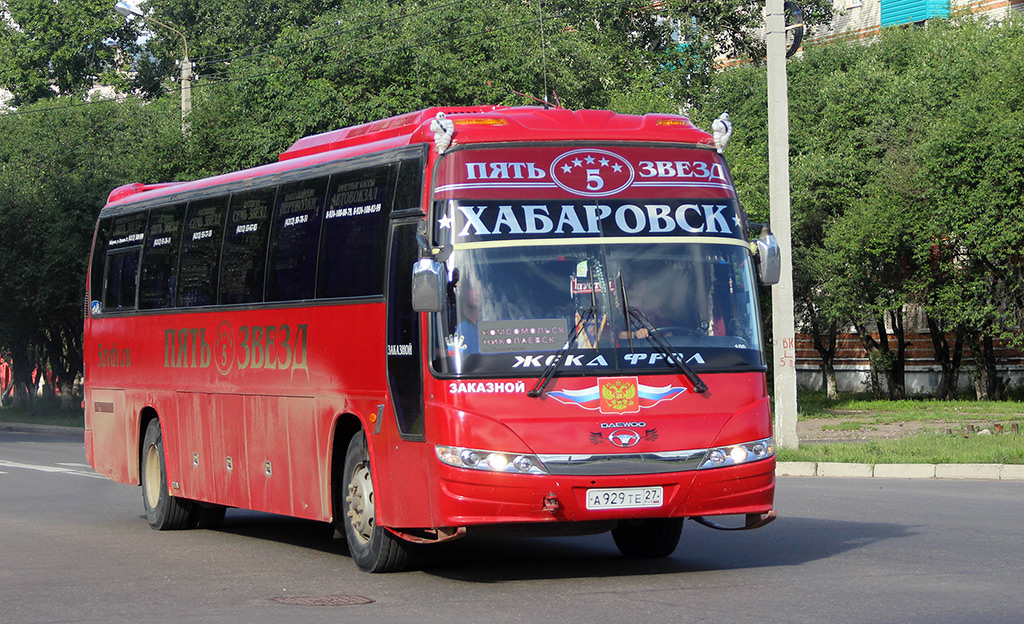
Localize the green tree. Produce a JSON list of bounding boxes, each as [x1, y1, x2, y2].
[[0, 98, 184, 408], [915, 17, 1024, 399], [0, 0, 140, 105]]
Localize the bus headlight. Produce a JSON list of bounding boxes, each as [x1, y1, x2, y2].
[[697, 437, 774, 470], [436, 445, 548, 475]]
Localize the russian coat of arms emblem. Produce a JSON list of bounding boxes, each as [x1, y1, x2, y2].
[[599, 377, 640, 414]]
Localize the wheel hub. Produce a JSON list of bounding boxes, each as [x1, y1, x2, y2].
[[346, 462, 375, 543]]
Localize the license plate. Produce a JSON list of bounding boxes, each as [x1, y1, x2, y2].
[[586, 486, 664, 510]]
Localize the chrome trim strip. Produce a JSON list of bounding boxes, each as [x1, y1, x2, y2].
[[537, 449, 708, 476]]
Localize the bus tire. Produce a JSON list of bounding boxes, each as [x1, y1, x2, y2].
[[611, 518, 684, 558], [188, 503, 227, 530], [340, 433, 410, 572], [141, 418, 191, 530]]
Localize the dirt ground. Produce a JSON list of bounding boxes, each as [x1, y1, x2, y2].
[[795, 417, 1012, 444]]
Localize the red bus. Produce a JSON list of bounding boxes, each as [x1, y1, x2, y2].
[[85, 106, 781, 572]]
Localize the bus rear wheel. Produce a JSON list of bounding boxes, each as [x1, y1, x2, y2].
[[141, 418, 191, 530], [340, 433, 410, 572], [611, 518, 684, 558]]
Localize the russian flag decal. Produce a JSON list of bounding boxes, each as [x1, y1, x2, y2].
[[548, 377, 686, 414]]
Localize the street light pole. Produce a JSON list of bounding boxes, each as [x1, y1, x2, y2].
[[765, 0, 799, 450], [114, 1, 191, 135]]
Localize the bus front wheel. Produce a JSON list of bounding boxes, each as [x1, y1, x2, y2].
[[611, 518, 684, 558], [340, 433, 410, 572], [141, 418, 191, 530]]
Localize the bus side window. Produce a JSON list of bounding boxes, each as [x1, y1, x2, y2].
[[392, 157, 423, 212], [100, 212, 148, 312], [178, 197, 227, 308], [139, 204, 186, 310], [317, 165, 393, 299], [220, 187, 274, 305], [103, 249, 141, 311], [90, 218, 112, 312], [266, 176, 328, 302]]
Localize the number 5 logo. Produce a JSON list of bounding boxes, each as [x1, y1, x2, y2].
[[586, 168, 604, 191]]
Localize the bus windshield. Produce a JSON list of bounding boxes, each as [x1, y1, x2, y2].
[[428, 143, 766, 378], [431, 237, 763, 377]]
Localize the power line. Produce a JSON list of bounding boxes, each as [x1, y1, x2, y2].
[[1, 1, 661, 119]]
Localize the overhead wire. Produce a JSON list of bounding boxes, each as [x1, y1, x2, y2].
[[0, 0, 653, 118]]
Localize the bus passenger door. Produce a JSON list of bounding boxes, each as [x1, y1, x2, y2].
[[379, 217, 432, 527]]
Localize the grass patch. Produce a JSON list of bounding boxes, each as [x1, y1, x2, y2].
[[778, 432, 1024, 465], [0, 400, 84, 428], [798, 391, 1024, 425]]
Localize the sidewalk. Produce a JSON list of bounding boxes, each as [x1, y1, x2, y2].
[[778, 461, 1024, 481]]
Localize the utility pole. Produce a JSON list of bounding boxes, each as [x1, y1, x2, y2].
[[765, 0, 799, 449], [114, 1, 191, 135]]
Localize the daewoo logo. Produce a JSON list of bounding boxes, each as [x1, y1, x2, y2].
[[550, 149, 634, 197], [589, 427, 659, 447], [608, 429, 642, 448]]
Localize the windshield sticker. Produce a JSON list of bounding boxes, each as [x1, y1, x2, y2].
[[547, 377, 686, 414], [478, 319, 568, 354]]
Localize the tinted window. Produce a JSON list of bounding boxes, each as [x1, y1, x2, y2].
[[139, 204, 186, 310], [387, 220, 424, 437], [316, 165, 393, 298], [267, 177, 328, 302], [178, 197, 226, 307], [103, 249, 141, 311], [99, 212, 148, 312], [220, 187, 274, 305], [392, 158, 423, 212]]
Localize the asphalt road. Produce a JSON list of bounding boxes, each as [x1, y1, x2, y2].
[[1, 429, 1022, 624]]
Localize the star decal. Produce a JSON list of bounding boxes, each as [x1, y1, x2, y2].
[[439, 212, 453, 229]]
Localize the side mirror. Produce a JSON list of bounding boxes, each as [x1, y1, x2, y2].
[[755, 228, 781, 286], [412, 258, 445, 312]]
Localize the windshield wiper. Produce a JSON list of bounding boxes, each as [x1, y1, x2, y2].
[[528, 306, 594, 398], [628, 308, 709, 394]]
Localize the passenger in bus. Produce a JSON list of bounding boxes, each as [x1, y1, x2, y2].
[[454, 277, 483, 354], [616, 268, 705, 341]]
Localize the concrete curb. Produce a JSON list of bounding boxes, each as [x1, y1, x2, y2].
[[778, 461, 1024, 481], [0, 423, 84, 437]]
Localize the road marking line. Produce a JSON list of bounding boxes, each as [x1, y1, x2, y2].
[[0, 459, 106, 479]]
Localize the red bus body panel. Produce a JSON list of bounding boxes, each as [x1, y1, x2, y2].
[[85, 106, 773, 535]]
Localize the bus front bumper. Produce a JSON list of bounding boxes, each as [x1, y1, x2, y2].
[[431, 455, 776, 528]]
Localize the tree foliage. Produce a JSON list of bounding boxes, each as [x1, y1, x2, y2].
[[0, 98, 184, 406], [0, 0, 140, 105], [702, 15, 1024, 399]]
